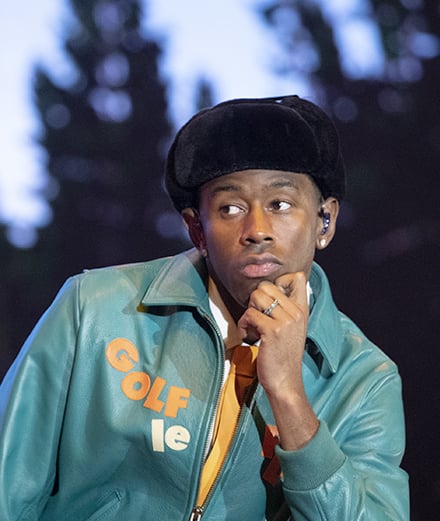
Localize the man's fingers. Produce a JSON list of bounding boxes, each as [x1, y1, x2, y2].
[[274, 272, 307, 303], [237, 307, 264, 344], [248, 287, 280, 314], [248, 272, 308, 316]]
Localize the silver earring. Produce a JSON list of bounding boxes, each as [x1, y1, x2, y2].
[[319, 238, 326, 248], [321, 211, 331, 235]]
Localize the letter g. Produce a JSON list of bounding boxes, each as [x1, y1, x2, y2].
[[106, 338, 139, 372]]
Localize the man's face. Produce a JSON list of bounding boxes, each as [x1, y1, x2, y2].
[[193, 169, 332, 316]]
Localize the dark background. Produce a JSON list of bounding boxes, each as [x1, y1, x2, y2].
[[1, 1, 439, 519]]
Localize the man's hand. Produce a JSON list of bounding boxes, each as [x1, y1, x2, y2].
[[237, 272, 319, 450]]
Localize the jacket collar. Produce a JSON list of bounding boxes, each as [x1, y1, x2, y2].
[[140, 249, 210, 311], [307, 263, 343, 374], [141, 250, 343, 374]]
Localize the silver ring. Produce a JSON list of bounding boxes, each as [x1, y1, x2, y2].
[[263, 298, 279, 316]]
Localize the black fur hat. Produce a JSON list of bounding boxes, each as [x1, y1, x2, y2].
[[165, 95, 346, 211]]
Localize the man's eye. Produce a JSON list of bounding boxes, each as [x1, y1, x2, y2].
[[220, 205, 242, 215], [271, 200, 291, 211]]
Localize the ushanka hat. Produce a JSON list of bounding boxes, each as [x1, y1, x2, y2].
[[165, 95, 346, 211]]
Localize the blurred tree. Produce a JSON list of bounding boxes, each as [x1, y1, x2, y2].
[[0, 232, 48, 380], [0, 229, 16, 378], [34, 0, 188, 289], [194, 77, 215, 112], [0, 0, 190, 379]]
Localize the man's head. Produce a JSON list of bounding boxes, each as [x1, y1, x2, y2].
[[165, 95, 345, 212], [164, 95, 344, 315]]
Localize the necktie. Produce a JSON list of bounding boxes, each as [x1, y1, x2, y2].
[[197, 344, 258, 505]]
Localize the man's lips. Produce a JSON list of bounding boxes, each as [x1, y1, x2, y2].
[[239, 255, 282, 278]]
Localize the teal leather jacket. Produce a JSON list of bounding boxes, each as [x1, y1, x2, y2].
[[0, 250, 409, 520]]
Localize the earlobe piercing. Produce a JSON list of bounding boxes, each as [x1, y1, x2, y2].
[[319, 238, 326, 248]]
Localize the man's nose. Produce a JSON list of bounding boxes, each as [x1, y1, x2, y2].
[[240, 207, 274, 245]]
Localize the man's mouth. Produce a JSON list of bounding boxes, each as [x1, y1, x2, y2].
[[239, 255, 282, 279]]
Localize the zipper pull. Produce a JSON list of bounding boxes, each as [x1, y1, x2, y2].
[[189, 506, 204, 521]]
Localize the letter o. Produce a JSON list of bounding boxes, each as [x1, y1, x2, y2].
[[121, 371, 150, 401]]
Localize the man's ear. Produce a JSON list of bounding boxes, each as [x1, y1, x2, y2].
[[316, 197, 339, 250], [181, 208, 208, 256]]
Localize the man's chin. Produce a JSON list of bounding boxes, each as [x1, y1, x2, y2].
[[233, 282, 264, 310], [240, 275, 276, 300]]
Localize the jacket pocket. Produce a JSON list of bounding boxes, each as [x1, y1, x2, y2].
[[86, 490, 124, 521]]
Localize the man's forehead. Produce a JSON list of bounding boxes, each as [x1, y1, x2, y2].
[[201, 169, 311, 195]]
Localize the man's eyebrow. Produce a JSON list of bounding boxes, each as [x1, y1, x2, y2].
[[269, 179, 299, 189], [209, 183, 242, 195]]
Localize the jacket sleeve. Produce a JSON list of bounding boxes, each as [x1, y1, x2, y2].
[[276, 368, 409, 521], [0, 277, 80, 520]]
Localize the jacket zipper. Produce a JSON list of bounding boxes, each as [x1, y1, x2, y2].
[[188, 332, 258, 520], [187, 311, 225, 521], [188, 394, 256, 520], [189, 506, 204, 521]]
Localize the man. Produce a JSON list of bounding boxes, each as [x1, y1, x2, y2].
[[0, 95, 408, 520]]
